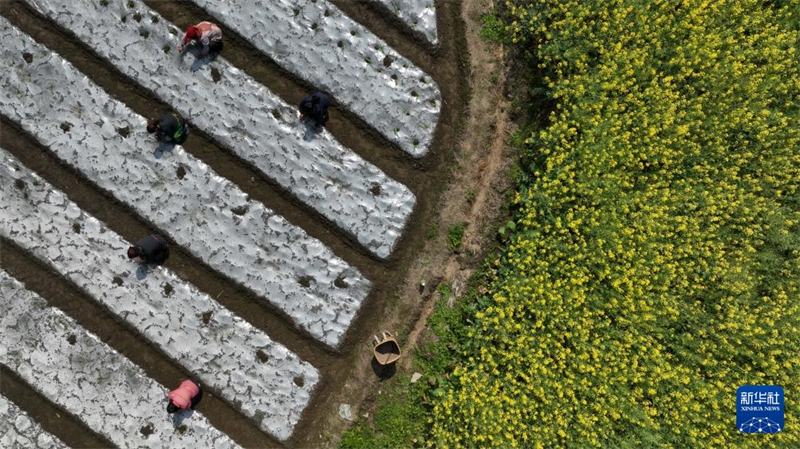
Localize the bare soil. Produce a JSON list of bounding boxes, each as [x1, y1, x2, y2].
[[0, 0, 515, 447]]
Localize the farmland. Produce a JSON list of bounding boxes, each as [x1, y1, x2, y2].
[[8, 0, 791, 447], [0, 0, 470, 447]]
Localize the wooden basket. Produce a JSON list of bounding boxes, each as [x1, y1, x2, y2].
[[372, 331, 401, 365]]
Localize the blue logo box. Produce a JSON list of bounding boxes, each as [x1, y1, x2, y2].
[[737, 385, 784, 433]]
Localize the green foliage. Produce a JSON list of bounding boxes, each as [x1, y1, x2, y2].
[[465, 188, 476, 205], [423, 283, 475, 375], [446, 222, 467, 251], [479, 13, 506, 43], [338, 379, 429, 448], [496, 219, 516, 239], [338, 421, 374, 449], [425, 224, 438, 240]]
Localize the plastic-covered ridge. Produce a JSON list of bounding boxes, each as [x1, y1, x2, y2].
[[192, 0, 441, 156], [21, 0, 415, 259], [372, 0, 438, 44], [0, 394, 70, 449], [0, 271, 240, 448], [0, 150, 319, 441], [0, 18, 370, 348]]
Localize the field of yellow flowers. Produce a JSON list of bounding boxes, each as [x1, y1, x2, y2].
[[429, 0, 800, 447]]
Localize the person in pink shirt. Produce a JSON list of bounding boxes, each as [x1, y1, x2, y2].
[[178, 21, 223, 56], [166, 379, 203, 413]]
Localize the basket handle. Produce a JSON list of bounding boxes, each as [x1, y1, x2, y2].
[[372, 331, 395, 346]]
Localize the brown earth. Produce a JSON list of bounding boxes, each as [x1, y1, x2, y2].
[[0, 0, 515, 447]]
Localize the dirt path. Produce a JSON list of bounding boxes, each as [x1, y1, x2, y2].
[[405, 0, 515, 353]]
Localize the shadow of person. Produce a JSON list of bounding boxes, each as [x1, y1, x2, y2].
[[183, 46, 217, 73], [153, 141, 176, 159], [303, 120, 322, 142], [171, 408, 195, 427], [135, 264, 149, 280], [371, 357, 397, 381]]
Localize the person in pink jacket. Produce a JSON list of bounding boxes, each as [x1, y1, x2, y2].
[[166, 379, 203, 413], [178, 21, 223, 56]]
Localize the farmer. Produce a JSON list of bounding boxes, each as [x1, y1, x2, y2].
[[147, 113, 189, 144], [298, 91, 330, 129], [127, 234, 170, 266], [178, 21, 223, 56], [166, 379, 203, 413]]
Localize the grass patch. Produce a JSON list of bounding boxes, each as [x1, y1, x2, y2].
[[425, 224, 438, 241], [478, 13, 506, 43], [446, 222, 466, 251]]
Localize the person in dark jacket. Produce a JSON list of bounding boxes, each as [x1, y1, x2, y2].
[[147, 113, 189, 145], [127, 234, 170, 265], [166, 379, 203, 413], [298, 92, 330, 129]]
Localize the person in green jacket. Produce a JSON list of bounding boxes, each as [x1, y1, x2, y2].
[[147, 113, 189, 144]]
